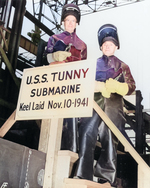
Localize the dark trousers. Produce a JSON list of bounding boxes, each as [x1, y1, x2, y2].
[[61, 118, 78, 153], [76, 94, 126, 184]]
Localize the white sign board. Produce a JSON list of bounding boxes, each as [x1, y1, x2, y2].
[[15, 59, 96, 120]]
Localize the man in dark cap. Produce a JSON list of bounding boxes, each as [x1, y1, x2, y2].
[[45, 4, 87, 153], [45, 3, 87, 64], [75, 24, 136, 187]]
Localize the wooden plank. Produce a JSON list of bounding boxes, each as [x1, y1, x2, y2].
[[63, 178, 111, 188], [138, 165, 150, 188], [0, 110, 16, 137], [55, 155, 73, 188], [93, 100, 150, 186], [19, 35, 37, 55], [64, 184, 87, 188], [55, 151, 79, 188], [38, 119, 51, 153], [58, 150, 78, 163], [42, 118, 63, 188], [0, 28, 8, 51]]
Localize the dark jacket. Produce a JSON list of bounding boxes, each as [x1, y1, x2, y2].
[[46, 30, 87, 62], [94, 55, 136, 107]]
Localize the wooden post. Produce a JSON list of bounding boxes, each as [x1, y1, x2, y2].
[[55, 151, 78, 188], [38, 118, 63, 188], [138, 164, 150, 188], [38, 119, 51, 153]]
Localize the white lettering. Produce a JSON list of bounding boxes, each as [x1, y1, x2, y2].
[[1, 182, 8, 188]]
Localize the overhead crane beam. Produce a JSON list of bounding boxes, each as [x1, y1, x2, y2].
[[25, 10, 54, 37]]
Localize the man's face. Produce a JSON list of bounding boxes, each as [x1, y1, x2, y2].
[[64, 15, 77, 33], [101, 41, 118, 56]]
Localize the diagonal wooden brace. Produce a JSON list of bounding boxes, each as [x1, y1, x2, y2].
[[0, 110, 16, 138], [93, 100, 150, 188]]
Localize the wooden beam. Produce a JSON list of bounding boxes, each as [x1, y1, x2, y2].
[[63, 178, 111, 188], [0, 27, 8, 51], [55, 151, 78, 188], [38, 119, 51, 153], [0, 110, 16, 137], [41, 118, 63, 188], [20, 36, 38, 55]]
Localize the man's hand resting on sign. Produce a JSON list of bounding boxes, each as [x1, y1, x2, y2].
[[52, 51, 71, 61]]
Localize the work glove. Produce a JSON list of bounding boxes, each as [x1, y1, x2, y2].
[[94, 81, 111, 98], [106, 78, 128, 96], [52, 51, 71, 61]]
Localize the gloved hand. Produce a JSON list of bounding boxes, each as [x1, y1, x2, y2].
[[106, 78, 128, 96], [52, 51, 71, 61], [94, 81, 110, 98]]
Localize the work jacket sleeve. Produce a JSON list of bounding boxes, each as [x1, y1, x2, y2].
[[81, 45, 87, 60], [121, 62, 136, 95], [45, 36, 56, 54]]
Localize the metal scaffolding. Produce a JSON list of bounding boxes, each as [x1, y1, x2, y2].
[[32, 0, 142, 33]]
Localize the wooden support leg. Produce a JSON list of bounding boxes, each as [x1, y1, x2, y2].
[[38, 119, 51, 153], [39, 119, 79, 188], [138, 165, 150, 188], [38, 118, 63, 188], [54, 150, 78, 188]]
